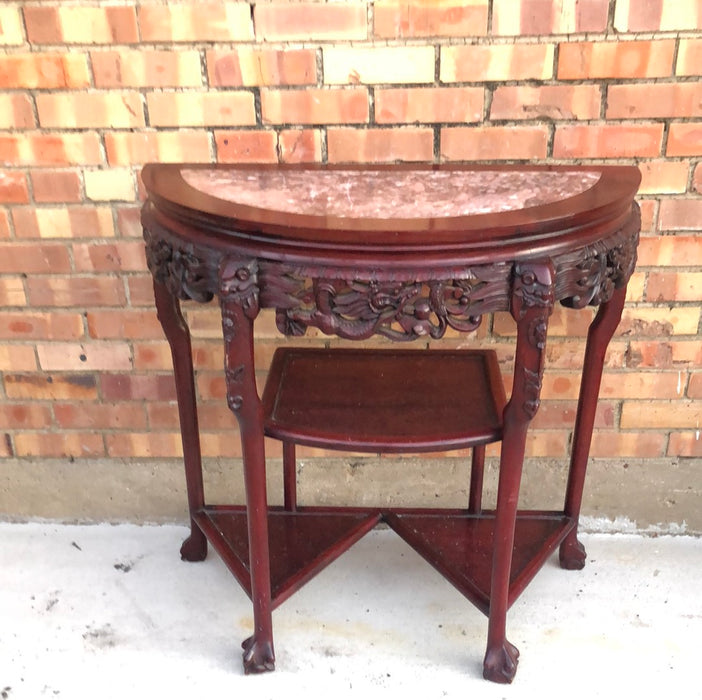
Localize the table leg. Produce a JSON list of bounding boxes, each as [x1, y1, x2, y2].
[[468, 444, 485, 514], [559, 285, 627, 569], [221, 291, 275, 674], [153, 280, 207, 562], [483, 261, 554, 684]]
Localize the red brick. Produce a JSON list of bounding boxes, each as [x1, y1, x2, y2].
[[54, 402, 147, 430], [0, 404, 51, 429], [133, 342, 173, 371], [553, 124, 663, 158], [14, 433, 105, 459], [139, 3, 253, 42], [0, 312, 83, 340], [490, 85, 599, 120], [0, 171, 29, 204], [261, 88, 369, 125], [493, 0, 609, 34], [530, 400, 614, 429], [27, 277, 126, 307], [376, 87, 483, 124], [215, 131, 278, 163], [0, 133, 102, 167], [254, 3, 366, 41], [668, 433, 702, 457], [441, 125, 549, 161], [677, 39, 702, 76], [614, 0, 701, 32], [0, 210, 10, 239], [12, 206, 114, 239], [91, 50, 202, 88], [125, 276, 155, 308], [106, 432, 182, 458], [606, 83, 702, 119], [638, 200, 658, 233], [327, 127, 434, 163], [37, 342, 132, 372], [116, 207, 142, 238], [374, 1, 488, 37], [0, 53, 90, 90], [147, 92, 255, 128], [558, 40, 675, 80], [105, 131, 211, 166], [638, 160, 690, 195], [24, 5, 139, 44], [100, 374, 176, 402], [324, 46, 435, 85], [72, 241, 147, 273], [441, 44, 554, 82], [4, 374, 97, 401], [0, 94, 35, 129], [588, 432, 665, 458], [667, 123, 702, 157], [659, 200, 702, 231], [0, 243, 71, 274], [616, 307, 700, 337], [688, 374, 702, 399], [30, 170, 82, 203], [646, 272, 702, 302], [207, 49, 316, 87], [37, 92, 144, 129], [279, 130, 323, 163], [625, 341, 702, 369], [0, 277, 25, 307], [694, 164, 702, 194], [637, 236, 702, 267], [87, 310, 164, 340]]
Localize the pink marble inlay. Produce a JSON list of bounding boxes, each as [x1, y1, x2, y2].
[[181, 168, 601, 219]]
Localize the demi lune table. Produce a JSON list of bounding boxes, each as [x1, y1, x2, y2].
[[141, 163, 640, 683]]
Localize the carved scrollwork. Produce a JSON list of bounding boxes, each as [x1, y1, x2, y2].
[[220, 258, 260, 320], [258, 263, 511, 341]]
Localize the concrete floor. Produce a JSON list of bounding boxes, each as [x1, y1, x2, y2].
[[1, 523, 700, 699]]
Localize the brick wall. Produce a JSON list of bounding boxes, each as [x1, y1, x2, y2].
[[0, 2, 700, 505]]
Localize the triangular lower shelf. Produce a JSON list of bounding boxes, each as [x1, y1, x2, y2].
[[385, 511, 575, 615], [195, 507, 381, 609]]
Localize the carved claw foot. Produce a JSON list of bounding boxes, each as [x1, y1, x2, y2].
[[559, 533, 587, 570], [242, 635, 275, 674], [483, 640, 520, 684], [180, 529, 207, 562]]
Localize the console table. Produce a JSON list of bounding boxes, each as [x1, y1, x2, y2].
[[141, 163, 640, 683]]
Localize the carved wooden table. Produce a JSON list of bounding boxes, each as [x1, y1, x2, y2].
[[141, 164, 640, 683]]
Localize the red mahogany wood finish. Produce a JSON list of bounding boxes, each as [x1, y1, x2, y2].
[[141, 163, 640, 683]]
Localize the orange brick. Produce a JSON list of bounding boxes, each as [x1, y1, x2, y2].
[[638, 160, 690, 195], [606, 82, 702, 119], [659, 199, 702, 231], [530, 400, 614, 429], [13, 206, 114, 239], [614, 0, 702, 32], [215, 130, 278, 163], [0, 53, 90, 89], [694, 163, 702, 194], [87, 310, 163, 340], [553, 124, 663, 158], [688, 373, 702, 399], [36, 92, 144, 129], [327, 127, 434, 163], [677, 39, 702, 76], [0, 312, 83, 340], [116, 207, 142, 238], [201, 433, 244, 458], [621, 401, 702, 429], [207, 48, 316, 87], [133, 342, 173, 371], [0, 133, 102, 166], [0, 7, 24, 45], [374, 0, 488, 37], [139, 3, 253, 42], [5, 374, 97, 401], [255, 3, 366, 41], [638, 199, 657, 233], [0, 277, 25, 307], [441, 44, 554, 82], [646, 272, 702, 302], [588, 431, 665, 458], [524, 431, 569, 458], [558, 40, 675, 80], [376, 87, 483, 124], [490, 85, 600, 120], [91, 50, 202, 88], [637, 235, 702, 267], [104, 131, 211, 166], [27, 277, 126, 307], [625, 341, 702, 369], [147, 92, 255, 128], [493, 0, 609, 34], [0, 210, 10, 238], [598, 371, 683, 399], [127, 276, 157, 307], [106, 432, 182, 458], [0, 243, 71, 274], [0, 404, 51, 429], [0, 171, 29, 204], [101, 374, 175, 401], [616, 307, 700, 337], [324, 46, 435, 85], [0, 345, 37, 371], [37, 342, 131, 372], [261, 88, 368, 125], [24, 6, 139, 44], [54, 402, 147, 430], [279, 129, 323, 163], [0, 94, 35, 129], [666, 123, 702, 157], [72, 241, 147, 273], [668, 432, 702, 457], [14, 433, 104, 459], [441, 125, 549, 161], [30, 169, 82, 203]]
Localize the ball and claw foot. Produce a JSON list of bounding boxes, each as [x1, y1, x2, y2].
[[180, 529, 207, 562], [559, 533, 587, 570], [483, 640, 520, 684], [242, 635, 275, 674]]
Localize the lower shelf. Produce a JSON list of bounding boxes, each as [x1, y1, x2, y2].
[[194, 507, 575, 615]]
